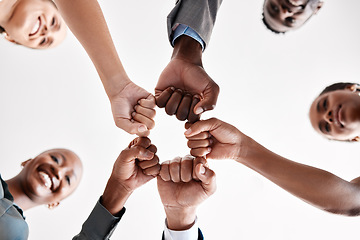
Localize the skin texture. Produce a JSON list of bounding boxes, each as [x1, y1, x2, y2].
[[263, 0, 323, 33], [155, 35, 219, 123], [185, 118, 360, 216], [101, 137, 160, 215], [6, 148, 83, 210], [0, 0, 66, 49], [157, 156, 216, 230], [309, 86, 360, 141], [53, 0, 155, 136]]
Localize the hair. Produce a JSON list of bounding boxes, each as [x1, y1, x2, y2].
[[0, 26, 5, 34], [319, 82, 360, 96], [262, 13, 284, 34]]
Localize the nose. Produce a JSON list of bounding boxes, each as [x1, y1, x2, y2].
[[324, 110, 333, 123], [51, 165, 64, 180], [40, 25, 48, 36], [279, 5, 293, 17]]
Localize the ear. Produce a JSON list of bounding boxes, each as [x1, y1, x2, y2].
[[21, 159, 32, 168], [314, 1, 323, 15], [47, 202, 60, 209], [346, 84, 360, 93], [351, 136, 360, 142], [3, 32, 16, 44]]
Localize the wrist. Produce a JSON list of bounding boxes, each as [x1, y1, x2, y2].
[[164, 206, 197, 231], [172, 35, 202, 66], [103, 73, 132, 100], [101, 176, 133, 215]]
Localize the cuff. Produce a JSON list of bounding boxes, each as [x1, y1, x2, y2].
[[74, 197, 125, 240], [163, 216, 199, 240], [171, 24, 205, 51]]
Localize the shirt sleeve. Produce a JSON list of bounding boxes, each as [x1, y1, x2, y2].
[[163, 217, 199, 240], [72, 197, 126, 240], [171, 24, 205, 51]]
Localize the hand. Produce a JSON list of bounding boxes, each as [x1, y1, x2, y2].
[[102, 137, 160, 214], [110, 81, 156, 137], [155, 35, 219, 123], [185, 118, 246, 161], [157, 155, 216, 230]]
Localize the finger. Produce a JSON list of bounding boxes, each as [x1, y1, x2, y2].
[[194, 163, 216, 196], [192, 157, 208, 181], [115, 119, 150, 137], [132, 112, 155, 130], [128, 137, 151, 149], [186, 132, 211, 141], [159, 161, 171, 181], [189, 147, 211, 158], [165, 89, 183, 116], [138, 94, 156, 109], [147, 144, 157, 154], [188, 96, 201, 123], [176, 94, 192, 121], [187, 139, 212, 149], [185, 122, 192, 130], [134, 104, 156, 119], [138, 155, 160, 169], [180, 156, 194, 182], [156, 87, 175, 108], [120, 146, 154, 162], [193, 84, 219, 115], [142, 163, 161, 177], [169, 157, 181, 182], [184, 118, 220, 138]]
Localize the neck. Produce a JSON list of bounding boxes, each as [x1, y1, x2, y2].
[[5, 176, 37, 211], [0, 0, 19, 27]]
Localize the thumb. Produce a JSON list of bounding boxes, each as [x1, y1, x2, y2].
[[193, 85, 219, 115], [194, 163, 216, 195], [117, 119, 150, 137], [184, 118, 219, 138]]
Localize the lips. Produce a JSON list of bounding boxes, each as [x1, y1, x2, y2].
[[334, 105, 344, 128], [37, 166, 60, 192], [29, 17, 41, 36]]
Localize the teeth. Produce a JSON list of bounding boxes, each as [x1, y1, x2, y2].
[[289, 0, 301, 6], [39, 171, 52, 189], [30, 19, 40, 35]]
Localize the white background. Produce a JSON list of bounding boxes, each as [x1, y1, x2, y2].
[[1, 0, 360, 239]]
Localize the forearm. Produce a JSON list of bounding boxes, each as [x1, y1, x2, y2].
[[164, 206, 197, 231], [172, 35, 202, 65], [102, 176, 132, 215], [238, 137, 360, 216], [54, 0, 130, 97]]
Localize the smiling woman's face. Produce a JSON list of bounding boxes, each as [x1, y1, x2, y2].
[[20, 148, 83, 205], [3, 0, 66, 49], [309, 89, 360, 141]]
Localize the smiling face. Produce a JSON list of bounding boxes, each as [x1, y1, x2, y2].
[[19, 148, 83, 205], [2, 0, 66, 49], [263, 0, 323, 33], [309, 89, 360, 141]]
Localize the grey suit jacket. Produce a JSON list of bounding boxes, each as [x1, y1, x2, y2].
[[0, 176, 29, 240], [167, 0, 223, 49]]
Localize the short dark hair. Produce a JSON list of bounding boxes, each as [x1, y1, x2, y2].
[[319, 82, 360, 96], [0, 26, 4, 34]]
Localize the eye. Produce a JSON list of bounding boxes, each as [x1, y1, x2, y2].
[[51, 155, 59, 164], [285, 17, 295, 24], [270, 3, 279, 12], [323, 98, 328, 111], [65, 176, 71, 185], [39, 38, 46, 46], [325, 122, 331, 133], [51, 17, 56, 26]]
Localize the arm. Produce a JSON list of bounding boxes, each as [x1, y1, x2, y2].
[[53, 0, 155, 136], [73, 137, 160, 239], [185, 118, 360, 216], [157, 155, 216, 239], [155, 0, 223, 122]]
